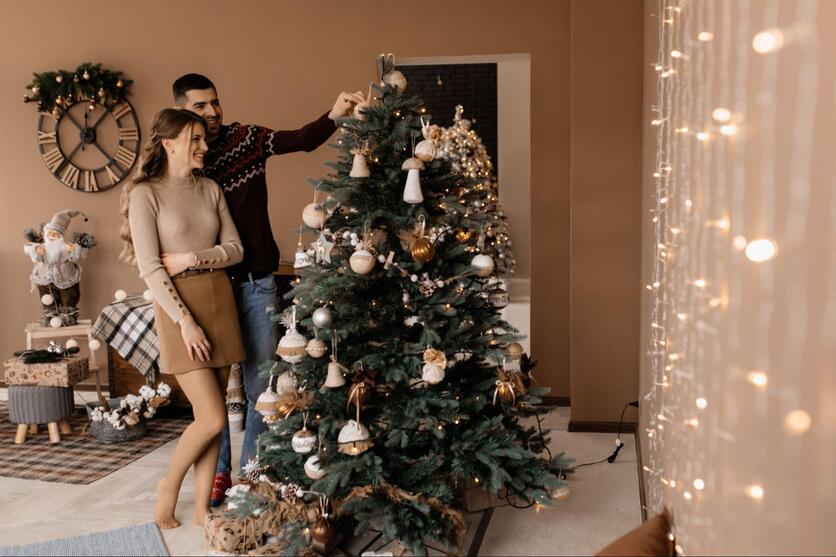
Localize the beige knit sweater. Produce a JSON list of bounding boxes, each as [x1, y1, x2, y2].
[[128, 174, 243, 323]]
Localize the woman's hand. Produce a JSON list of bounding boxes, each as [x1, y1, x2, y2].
[[162, 252, 197, 276], [179, 314, 212, 362]]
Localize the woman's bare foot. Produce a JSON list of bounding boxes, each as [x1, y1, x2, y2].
[[155, 477, 181, 529], [192, 506, 211, 526]]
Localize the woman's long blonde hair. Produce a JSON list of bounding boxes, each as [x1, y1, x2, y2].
[[119, 108, 207, 265]]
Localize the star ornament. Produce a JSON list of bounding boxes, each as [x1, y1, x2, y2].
[[313, 232, 334, 264]]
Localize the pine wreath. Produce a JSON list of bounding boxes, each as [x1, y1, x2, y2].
[[22, 63, 132, 116]]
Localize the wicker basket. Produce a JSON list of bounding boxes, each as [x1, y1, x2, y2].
[[85, 399, 147, 444]]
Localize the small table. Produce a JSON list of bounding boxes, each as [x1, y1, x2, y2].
[[25, 319, 103, 402]]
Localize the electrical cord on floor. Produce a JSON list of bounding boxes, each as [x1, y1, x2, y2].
[[568, 400, 639, 471]]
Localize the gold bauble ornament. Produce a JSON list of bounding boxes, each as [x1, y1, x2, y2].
[[506, 342, 525, 360], [55, 75, 63, 83], [311, 515, 334, 546], [348, 381, 371, 408], [510, 372, 527, 397], [410, 237, 435, 263], [82, 70, 90, 80], [495, 381, 517, 405]]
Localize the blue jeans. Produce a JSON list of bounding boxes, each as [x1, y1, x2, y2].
[[217, 274, 279, 476]]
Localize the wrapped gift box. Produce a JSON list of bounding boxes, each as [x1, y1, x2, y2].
[[204, 512, 264, 555], [455, 477, 508, 512], [3, 356, 89, 387]]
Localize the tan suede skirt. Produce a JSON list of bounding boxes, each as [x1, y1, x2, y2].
[[153, 270, 246, 375]]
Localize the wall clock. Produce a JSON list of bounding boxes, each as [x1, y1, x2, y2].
[[36, 99, 140, 193]]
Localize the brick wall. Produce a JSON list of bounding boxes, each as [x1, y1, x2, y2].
[[400, 63, 498, 173]]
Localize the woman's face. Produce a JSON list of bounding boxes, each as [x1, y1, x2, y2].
[[168, 123, 208, 171]]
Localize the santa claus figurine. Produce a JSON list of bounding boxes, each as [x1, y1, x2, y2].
[[23, 210, 95, 327]]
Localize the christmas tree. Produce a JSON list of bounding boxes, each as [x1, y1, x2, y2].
[[437, 105, 516, 275], [251, 56, 568, 555]]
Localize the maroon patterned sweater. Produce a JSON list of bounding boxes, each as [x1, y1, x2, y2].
[[202, 112, 336, 277]]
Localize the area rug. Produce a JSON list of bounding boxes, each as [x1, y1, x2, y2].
[[0, 401, 190, 484], [0, 522, 169, 556]]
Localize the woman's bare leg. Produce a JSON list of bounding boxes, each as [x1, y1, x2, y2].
[[155, 367, 226, 529], [192, 366, 231, 524]]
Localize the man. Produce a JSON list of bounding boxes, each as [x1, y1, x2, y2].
[[172, 74, 363, 506]]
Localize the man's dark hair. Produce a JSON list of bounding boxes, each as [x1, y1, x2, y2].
[[172, 73, 216, 104]]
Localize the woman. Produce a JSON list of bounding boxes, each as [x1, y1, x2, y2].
[[119, 108, 246, 529]]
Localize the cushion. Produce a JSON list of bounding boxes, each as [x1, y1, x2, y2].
[[595, 508, 674, 556]]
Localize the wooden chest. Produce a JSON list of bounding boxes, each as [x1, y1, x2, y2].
[[107, 347, 190, 408]]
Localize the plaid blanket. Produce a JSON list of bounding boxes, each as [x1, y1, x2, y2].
[[91, 294, 159, 381]]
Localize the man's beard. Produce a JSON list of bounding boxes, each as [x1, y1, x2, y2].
[[44, 236, 66, 263]]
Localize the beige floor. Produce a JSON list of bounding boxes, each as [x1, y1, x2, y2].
[[0, 394, 641, 556]]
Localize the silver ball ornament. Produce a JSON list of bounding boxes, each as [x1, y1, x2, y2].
[[312, 307, 333, 328]]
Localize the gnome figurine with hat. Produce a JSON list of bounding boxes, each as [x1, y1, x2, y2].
[[23, 210, 96, 326]]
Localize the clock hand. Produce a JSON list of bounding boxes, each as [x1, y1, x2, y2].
[[92, 141, 111, 161], [88, 103, 114, 131], [81, 109, 89, 151], [55, 141, 85, 175], [62, 111, 84, 131]]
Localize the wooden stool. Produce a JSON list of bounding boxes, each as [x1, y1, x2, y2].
[[14, 420, 71, 444], [8, 385, 74, 444]]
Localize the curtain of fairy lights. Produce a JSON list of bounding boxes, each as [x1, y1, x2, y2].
[[643, 0, 835, 554]]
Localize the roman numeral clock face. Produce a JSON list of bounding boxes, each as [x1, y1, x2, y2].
[[37, 100, 140, 192]]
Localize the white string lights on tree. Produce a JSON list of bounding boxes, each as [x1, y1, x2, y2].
[[645, 0, 831, 554]]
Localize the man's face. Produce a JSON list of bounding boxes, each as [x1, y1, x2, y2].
[[180, 88, 223, 140]]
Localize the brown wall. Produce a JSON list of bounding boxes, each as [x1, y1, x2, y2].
[[1, 1, 643, 422], [569, 0, 644, 423]]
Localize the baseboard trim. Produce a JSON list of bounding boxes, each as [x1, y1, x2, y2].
[[635, 429, 648, 522], [567, 420, 638, 433], [541, 396, 571, 406]]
